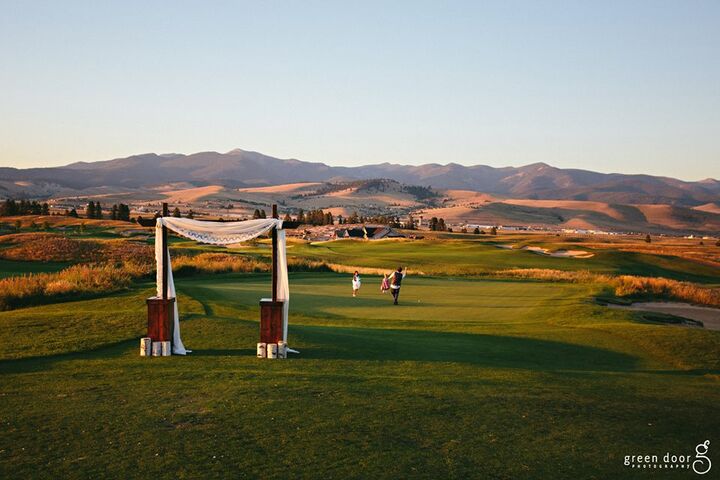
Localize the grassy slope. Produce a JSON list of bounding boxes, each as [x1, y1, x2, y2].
[[1, 273, 718, 479]]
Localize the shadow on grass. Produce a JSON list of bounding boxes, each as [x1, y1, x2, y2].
[[0, 337, 139, 373], [291, 324, 640, 372], [0, 324, 639, 374], [190, 348, 255, 357]]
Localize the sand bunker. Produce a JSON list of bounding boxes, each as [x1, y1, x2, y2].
[[608, 302, 720, 331], [522, 246, 594, 258], [495, 244, 593, 258]]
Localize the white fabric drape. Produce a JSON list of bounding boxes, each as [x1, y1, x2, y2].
[[155, 217, 288, 355], [160, 217, 282, 246], [276, 229, 289, 342]]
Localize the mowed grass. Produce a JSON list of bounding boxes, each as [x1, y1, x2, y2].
[[0, 259, 70, 279], [285, 239, 720, 284], [1, 272, 719, 479]]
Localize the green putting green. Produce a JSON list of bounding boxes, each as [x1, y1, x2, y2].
[[281, 239, 719, 283], [1, 272, 718, 478]]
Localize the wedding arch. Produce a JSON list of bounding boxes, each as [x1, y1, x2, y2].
[[142, 204, 293, 355]]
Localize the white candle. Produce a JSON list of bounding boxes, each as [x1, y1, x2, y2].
[[140, 337, 152, 357]]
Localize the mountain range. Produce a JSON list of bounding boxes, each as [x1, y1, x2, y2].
[[1, 148, 719, 206]]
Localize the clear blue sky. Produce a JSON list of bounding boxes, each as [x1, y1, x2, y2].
[[1, 0, 718, 180]]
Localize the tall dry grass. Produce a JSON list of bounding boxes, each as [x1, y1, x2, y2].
[[494, 268, 720, 307], [612, 275, 720, 307], [172, 253, 268, 274], [172, 253, 334, 274], [0, 250, 338, 311], [0, 263, 140, 310]]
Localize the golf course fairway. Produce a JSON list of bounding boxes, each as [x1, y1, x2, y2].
[[1, 272, 718, 478]]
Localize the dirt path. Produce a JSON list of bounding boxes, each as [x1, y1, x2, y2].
[[609, 302, 720, 331]]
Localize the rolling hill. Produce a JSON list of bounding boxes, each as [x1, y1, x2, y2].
[[1, 148, 719, 206], [2, 148, 719, 234]]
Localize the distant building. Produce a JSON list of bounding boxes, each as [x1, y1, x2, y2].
[[333, 225, 405, 240]]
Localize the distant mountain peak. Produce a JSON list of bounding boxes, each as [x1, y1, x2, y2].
[[1, 148, 717, 206], [522, 162, 552, 170]]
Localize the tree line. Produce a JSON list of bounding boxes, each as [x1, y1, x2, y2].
[[84, 201, 131, 221], [282, 209, 335, 226], [0, 199, 50, 216], [279, 209, 409, 227]]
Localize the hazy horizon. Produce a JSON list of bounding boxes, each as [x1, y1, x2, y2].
[[5, 146, 715, 183], [1, 1, 718, 181]]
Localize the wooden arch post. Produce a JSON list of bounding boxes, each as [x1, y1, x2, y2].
[[146, 202, 175, 349], [260, 204, 284, 344]]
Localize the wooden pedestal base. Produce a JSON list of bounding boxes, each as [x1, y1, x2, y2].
[[260, 298, 284, 344], [146, 297, 175, 344]]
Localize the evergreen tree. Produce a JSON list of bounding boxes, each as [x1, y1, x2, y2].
[[438, 218, 446, 231], [490, 226, 498, 235], [1, 199, 14, 216], [253, 209, 261, 219], [95, 202, 103, 219], [172, 207, 181, 218], [259, 209, 267, 219], [41, 203, 50, 215], [67, 208, 79, 218], [86, 201, 96, 219], [186, 210, 195, 219], [473, 227, 481, 234], [645, 234, 651, 243], [297, 209, 306, 224], [111, 204, 119, 220], [118, 204, 131, 221]]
